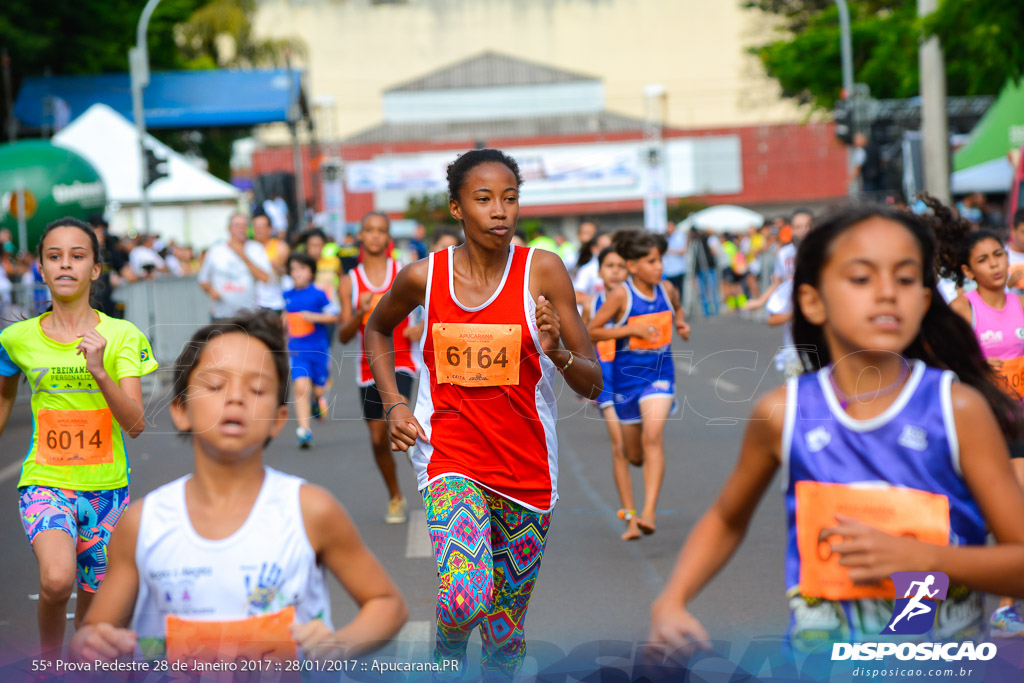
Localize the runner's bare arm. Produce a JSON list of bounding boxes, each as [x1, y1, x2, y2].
[[365, 261, 429, 450], [948, 296, 972, 326], [337, 275, 372, 344], [663, 280, 691, 341], [0, 373, 19, 437], [299, 485, 407, 658], [302, 311, 341, 324], [531, 250, 602, 399], [650, 386, 785, 649], [71, 501, 142, 661], [587, 286, 628, 341], [79, 329, 146, 437], [830, 383, 1024, 597], [587, 286, 663, 343]]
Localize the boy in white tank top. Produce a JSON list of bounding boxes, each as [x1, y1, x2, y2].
[[71, 312, 407, 665]]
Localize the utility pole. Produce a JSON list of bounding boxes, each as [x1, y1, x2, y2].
[[287, 52, 307, 232], [918, 0, 951, 203], [129, 0, 162, 235], [834, 0, 856, 196], [2, 48, 15, 142], [642, 83, 668, 233]]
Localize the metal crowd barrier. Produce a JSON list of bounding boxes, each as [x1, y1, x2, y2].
[[116, 276, 211, 388]]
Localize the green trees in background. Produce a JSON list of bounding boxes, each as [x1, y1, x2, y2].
[[744, 0, 1024, 109], [0, 0, 305, 180]]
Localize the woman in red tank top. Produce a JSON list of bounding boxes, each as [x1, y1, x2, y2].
[[364, 149, 602, 680]]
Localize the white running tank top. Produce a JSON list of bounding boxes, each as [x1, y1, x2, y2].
[[131, 467, 333, 650]]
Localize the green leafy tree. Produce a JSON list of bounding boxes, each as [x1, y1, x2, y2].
[[744, 0, 1024, 109], [177, 0, 305, 68], [667, 198, 710, 224], [1, 0, 304, 180], [405, 193, 459, 233]]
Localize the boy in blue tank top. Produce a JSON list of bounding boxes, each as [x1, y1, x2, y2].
[[589, 229, 690, 537]]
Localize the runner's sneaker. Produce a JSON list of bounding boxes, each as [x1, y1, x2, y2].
[[296, 427, 313, 449], [385, 496, 407, 524], [990, 605, 1024, 637]]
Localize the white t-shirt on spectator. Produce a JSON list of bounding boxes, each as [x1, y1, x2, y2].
[[128, 246, 165, 275], [254, 242, 285, 310], [773, 243, 797, 282], [663, 230, 688, 278], [197, 240, 271, 319], [573, 258, 604, 301]]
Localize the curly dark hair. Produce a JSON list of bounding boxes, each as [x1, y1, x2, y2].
[[446, 149, 523, 201], [928, 194, 1003, 288]]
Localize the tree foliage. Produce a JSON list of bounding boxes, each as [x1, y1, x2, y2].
[[404, 193, 458, 231], [1, 0, 305, 180], [744, 0, 1024, 109]]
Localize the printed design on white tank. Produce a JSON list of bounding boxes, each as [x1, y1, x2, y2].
[[131, 467, 332, 647]]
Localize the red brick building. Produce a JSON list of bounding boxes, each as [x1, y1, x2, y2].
[[251, 53, 847, 226]]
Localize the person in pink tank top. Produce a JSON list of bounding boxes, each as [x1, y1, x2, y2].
[[363, 149, 603, 680], [941, 216, 1024, 637]]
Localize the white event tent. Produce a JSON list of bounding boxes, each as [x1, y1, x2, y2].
[[53, 104, 240, 250]]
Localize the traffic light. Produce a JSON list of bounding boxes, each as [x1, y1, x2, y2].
[[143, 146, 169, 188], [834, 98, 853, 146]]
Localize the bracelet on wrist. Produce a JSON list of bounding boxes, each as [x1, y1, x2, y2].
[[558, 350, 574, 373], [385, 402, 408, 420]]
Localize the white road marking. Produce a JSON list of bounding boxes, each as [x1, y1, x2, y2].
[[714, 378, 740, 393], [405, 510, 432, 558], [395, 620, 433, 662]]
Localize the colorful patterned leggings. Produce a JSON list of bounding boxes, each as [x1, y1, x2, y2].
[[423, 477, 551, 681]]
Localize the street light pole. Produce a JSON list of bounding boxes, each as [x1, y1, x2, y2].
[[129, 0, 162, 235], [918, 0, 951, 203], [835, 0, 856, 196]]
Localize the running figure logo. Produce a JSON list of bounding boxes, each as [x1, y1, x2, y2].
[[885, 571, 949, 635]]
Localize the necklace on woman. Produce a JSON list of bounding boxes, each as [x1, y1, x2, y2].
[[828, 360, 911, 410]]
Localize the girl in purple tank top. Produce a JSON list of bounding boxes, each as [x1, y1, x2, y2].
[[650, 198, 1024, 659], [940, 220, 1024, 637]]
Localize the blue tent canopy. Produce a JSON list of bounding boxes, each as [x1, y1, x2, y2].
[[14, 69, 305, 129]]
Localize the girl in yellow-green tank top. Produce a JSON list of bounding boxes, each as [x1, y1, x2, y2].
[[0, 218, 157, 655]]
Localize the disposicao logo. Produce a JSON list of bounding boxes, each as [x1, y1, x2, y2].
[[887, 571, 947, 635], [831, 572, 996, 662]]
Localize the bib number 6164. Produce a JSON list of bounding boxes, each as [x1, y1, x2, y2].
[[445, 345, 509, 370]]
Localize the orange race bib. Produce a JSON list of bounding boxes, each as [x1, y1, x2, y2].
[[596, 339, 616, 363], [432, 323, 521, 387], [286, 312, 315, 338], [165, 606, 297, 665], [362, 292, 385, 326], [995, 356, 1024, 401], [628, 311, 672, 350], [35, 409, 113, 466], [795, 481, 950, 601]]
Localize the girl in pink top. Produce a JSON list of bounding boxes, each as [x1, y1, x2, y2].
[[938, 201, 1024, 637]]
